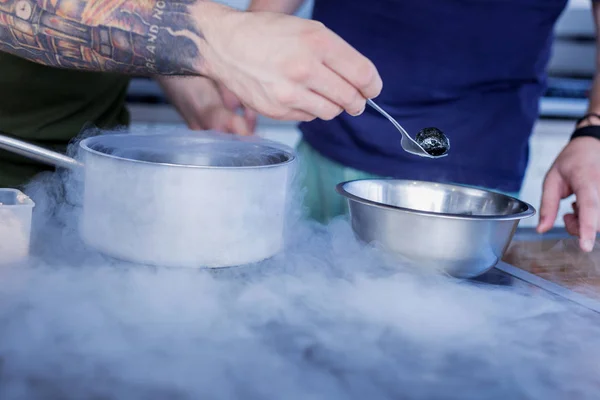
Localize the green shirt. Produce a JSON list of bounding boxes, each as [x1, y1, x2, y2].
[[0, 53, 131, 188]]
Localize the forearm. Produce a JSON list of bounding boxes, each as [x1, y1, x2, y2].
[[0, 0, 228, 76], [248, 0, 304, 14], [582, 2, 600, 126], [582, 77, 600, 125]]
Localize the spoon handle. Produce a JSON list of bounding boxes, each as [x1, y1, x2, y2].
[[366, 99, 412, 140]]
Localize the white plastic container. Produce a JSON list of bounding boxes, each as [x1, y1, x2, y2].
[[0, 189, 35, 265]]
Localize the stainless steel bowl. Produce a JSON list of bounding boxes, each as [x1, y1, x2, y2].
[[336, 179, 536, 278]]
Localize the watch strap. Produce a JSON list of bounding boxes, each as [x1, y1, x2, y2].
[[570, 125, 600, 141]]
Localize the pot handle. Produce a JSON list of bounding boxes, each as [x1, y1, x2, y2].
[[0, 134, 83, 170]]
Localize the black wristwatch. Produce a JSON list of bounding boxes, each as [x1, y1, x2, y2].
[[571, 113, 600, 141]]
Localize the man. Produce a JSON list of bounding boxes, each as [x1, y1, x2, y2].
[[180, 0, 600, 254], [0, 0, 381, 186]]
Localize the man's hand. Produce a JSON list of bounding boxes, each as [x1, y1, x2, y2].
[[198, 9, 382, 122], [0, 1, 381, 123], [538, 2, 600, 252], [537, 136, 600, 252], [156, 76, 256, 136]]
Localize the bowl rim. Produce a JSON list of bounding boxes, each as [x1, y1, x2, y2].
[[336, 178, 536, 221], [79, 132, 297, 170]]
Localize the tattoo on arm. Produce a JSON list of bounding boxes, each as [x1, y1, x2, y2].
[[0, 0, 205, 75]]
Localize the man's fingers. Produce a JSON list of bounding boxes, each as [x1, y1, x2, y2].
[[218, 83, 242, 111], [283, 87, 343, 121], [305, 65, 366, 116], [212, 108, 254, 136], [281, 109, 317, 122], [243, 107, 258, 133], [321, 31, 383, 100], [200, 108, 241, 135], [537, 169, 566, 233], [228, 114, 253, 136], [217, 82, 258, 132], [563, 213, 579, 237], [571, 184, 599, 252]]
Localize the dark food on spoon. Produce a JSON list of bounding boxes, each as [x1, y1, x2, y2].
[[415, 127, 450, 156]]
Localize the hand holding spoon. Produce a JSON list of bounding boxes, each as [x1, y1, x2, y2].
[[366, 99, 450, 158]]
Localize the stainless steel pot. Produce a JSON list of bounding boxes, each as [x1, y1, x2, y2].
[[336, 179, 536, 278], [0, 131, 296, 268]]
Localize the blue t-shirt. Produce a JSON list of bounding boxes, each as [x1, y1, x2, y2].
[[300, 0, 568, 193]]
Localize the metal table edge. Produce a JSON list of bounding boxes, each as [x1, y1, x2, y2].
[[492, 227, 600, 313], [512, 227, 574, 241], [494, 260, 600, 314]]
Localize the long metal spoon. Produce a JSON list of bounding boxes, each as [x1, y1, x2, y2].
[[366, 99, 449, 159]]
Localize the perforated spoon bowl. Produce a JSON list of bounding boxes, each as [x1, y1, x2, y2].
[[366, 99, 449, 159]]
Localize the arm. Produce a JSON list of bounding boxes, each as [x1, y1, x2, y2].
[[154, 0, 303, 134], [577, 2, 600, 127], [248, 0, 305, 14], [0, 0, 226, 76], [0, 0, 382, 122], [536, 1, 600, 251]]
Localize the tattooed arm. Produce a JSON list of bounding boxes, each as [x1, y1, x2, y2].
[[0, 0, 214, 75], [0, 0, 382, 121]]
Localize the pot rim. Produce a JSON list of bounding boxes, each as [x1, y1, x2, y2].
[[336, 178, 536, 221], [78, 133, 297, 170]]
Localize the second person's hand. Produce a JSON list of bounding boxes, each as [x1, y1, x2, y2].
[[538, 136, 600, 252], [156, 76, 257, 136]]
